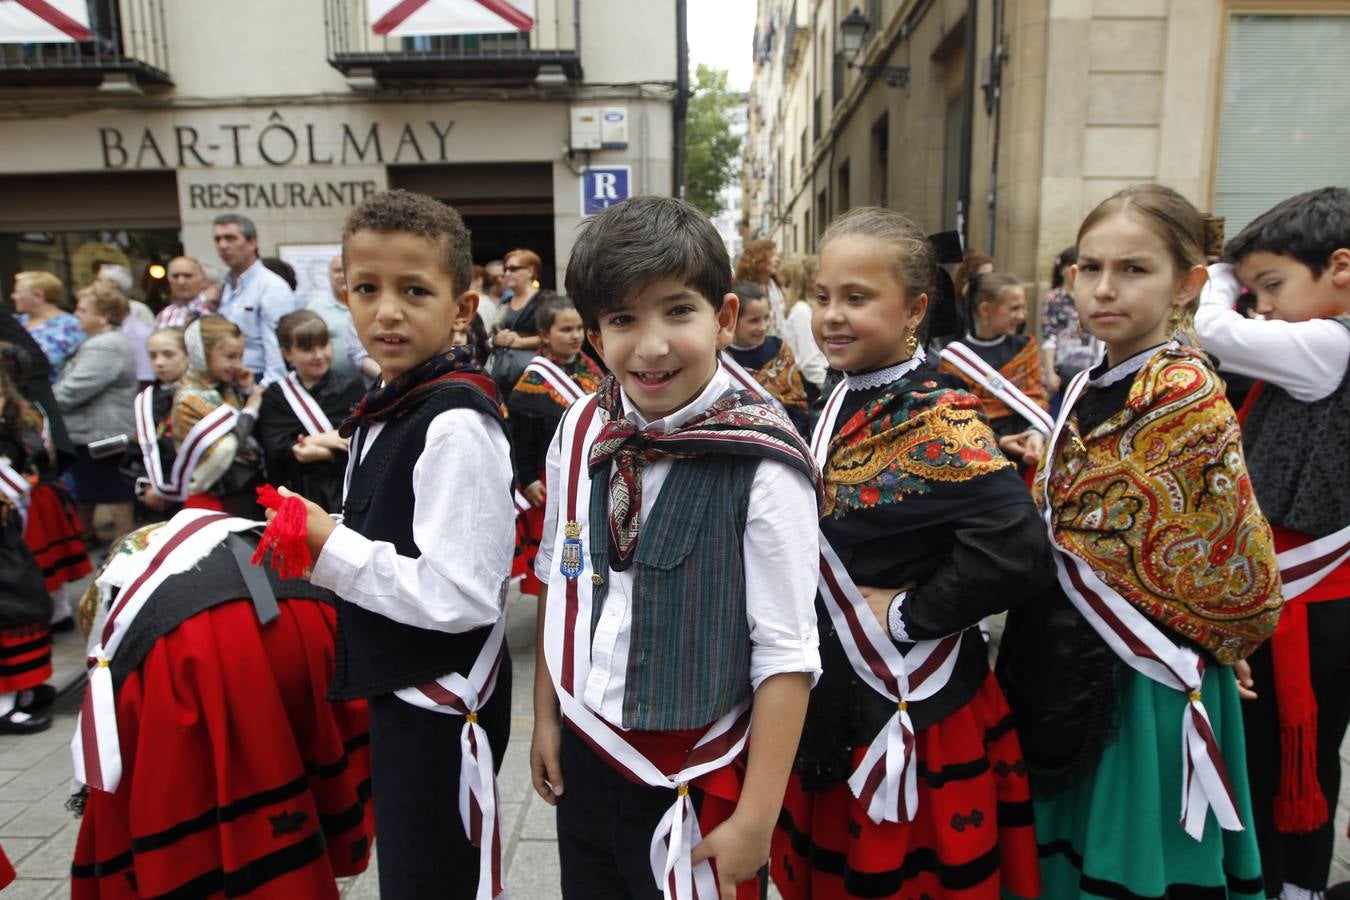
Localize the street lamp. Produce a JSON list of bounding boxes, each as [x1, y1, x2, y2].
[[838, 7, 910, 89]]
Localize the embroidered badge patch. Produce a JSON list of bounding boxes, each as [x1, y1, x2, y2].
[[559, 520, 584, 580]]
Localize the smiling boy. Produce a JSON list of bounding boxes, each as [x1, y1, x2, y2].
[[1195, 186, 1350, 900], [529, 197, 821, 899], [283, 190, 516, 900]]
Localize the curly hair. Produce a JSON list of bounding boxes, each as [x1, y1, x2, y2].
[[342, 189, 473, 296], [734, 239, 778, 284]]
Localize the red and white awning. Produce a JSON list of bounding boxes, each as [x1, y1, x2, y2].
[[369, 0, 534, 37], [0, 0, 92, 43]]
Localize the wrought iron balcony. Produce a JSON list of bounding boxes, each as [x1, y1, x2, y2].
[[0, 0, 171, 87], [324, 0, 581, 84]]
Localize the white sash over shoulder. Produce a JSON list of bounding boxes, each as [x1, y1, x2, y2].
[[278, 372, 335, 436], [940, 340, 1054, 435]]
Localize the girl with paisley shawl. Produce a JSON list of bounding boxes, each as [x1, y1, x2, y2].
[[998, 184, 1283, 900], [506, 295, 602, 596], [771, 207, 1054, 900], [725, 281, 816, 436], [170, 316, 265, 517]]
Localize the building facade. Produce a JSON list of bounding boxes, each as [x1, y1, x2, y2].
[[746, 0, 1350, 289], [0, 0, 681, 301]]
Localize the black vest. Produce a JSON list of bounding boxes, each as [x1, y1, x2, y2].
[[329, 383, 508, 701], [1242, 317, 1350, 538]]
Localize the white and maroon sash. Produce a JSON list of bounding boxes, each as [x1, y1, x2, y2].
[[394, 618, 510, 900], [523, 356, 587, 406], [278, 372, 335, 437], [71, 509, 260, 792], [720, 352, 787, 415], [546, 395, 750, 900], [1277, 524, 1350, 602], [0, 456, 31, 516], [146, 403, 239, 502], [810, 380, 961, 824], [1043, 368, 1243, 841], [940, 340, 1054, 435], [134, 387, 172, 497]]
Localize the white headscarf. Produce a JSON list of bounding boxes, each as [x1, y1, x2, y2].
[[184, 317, 209, 372]]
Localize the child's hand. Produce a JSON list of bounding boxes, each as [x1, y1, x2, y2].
[[271, 486, 336, 562], [530, 716, 565, 805], [236, 369, 256, 394], [1233, 659, 1258, 700], [292, 436, 335, 463], [856, 583, 915, 636], [308, 430, 349, 452], [690, 811, 772, 900], [1023, 431, 1046, 466], [524, 482, 546, 508]]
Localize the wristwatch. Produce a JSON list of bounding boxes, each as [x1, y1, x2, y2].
[[886, 590, 911, 641]]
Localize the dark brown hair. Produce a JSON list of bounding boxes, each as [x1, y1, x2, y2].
[[343, 189, 473, 296], [276, 309, 330, 351], [564, 196, 732, 330]]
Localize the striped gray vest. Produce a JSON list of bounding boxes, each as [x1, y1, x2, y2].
[[587, 454, 758, 731]]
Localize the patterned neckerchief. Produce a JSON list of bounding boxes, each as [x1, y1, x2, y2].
[[587, 373, 817, 570], [339, 346, 496, 438]]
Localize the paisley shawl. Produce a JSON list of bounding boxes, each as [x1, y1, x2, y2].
[[508, 351, 604, 418], [1037, 346, 1282, 663], [748, 340, 809, 412], [823, 372, 1016, 521]]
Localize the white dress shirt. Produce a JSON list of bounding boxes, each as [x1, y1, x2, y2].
[[534, 365, 822, 729], [218, 259, 297, 386], [1195, 263, 1350, 403], [311, 407, 515, 634]]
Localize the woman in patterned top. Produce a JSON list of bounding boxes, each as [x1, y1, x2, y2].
[[10, 271, 84, 379], [1039, 245, 1097, 406]]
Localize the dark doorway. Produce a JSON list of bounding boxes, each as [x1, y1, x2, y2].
[[388, 163, 556, 290]]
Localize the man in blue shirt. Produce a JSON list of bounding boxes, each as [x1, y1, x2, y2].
[[213, 213, 296, 385]]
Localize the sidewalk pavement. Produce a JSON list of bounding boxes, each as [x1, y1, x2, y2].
[[3, 584, 1347, 897]]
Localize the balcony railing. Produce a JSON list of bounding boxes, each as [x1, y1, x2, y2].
[[324, 0, 581, 83], [0, 0, 170, 87]]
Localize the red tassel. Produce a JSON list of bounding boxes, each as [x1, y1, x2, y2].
[[1273, 718, 1329, 833], [251, 484, 313, 580]]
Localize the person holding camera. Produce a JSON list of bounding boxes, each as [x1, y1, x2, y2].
[[53, 282, 137, 546]]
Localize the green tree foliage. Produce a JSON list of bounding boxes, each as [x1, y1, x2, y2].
[[684, 64, 743, 216]]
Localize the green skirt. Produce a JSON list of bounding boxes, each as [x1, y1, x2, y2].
[[1018, 665, 1264, 899]]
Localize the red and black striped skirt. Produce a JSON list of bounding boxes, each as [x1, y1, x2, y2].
[[771, 672, 1041, 899], [23, 483, 91, 591], [0, 620, 51, 694], [72, 597, 374, 899]]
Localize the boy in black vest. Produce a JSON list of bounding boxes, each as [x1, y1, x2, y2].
[[1195, 186, 1350, 900], [284, 189, 515, 900], [529, 196, 822, 899]]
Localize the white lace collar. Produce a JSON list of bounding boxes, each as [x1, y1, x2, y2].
[[1090, 342, 1173, 387], [843, 346, 927, 392]]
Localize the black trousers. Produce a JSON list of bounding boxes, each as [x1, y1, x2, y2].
[[556, 725, 767, 900], [1242, 596, 1350, 894], [367, 653, 512, 900]]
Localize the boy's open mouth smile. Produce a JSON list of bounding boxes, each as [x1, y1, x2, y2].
[[629, 369, 679, 389], [374, 333, 409, 346]]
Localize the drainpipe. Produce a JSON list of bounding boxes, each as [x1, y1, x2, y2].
[[957, 0, 977, 248], [673, 0, 689, 198], [985, 0, 1004, 256]]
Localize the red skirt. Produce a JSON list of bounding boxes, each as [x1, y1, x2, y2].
[[771, 673, 1041, 899], [511, 478, 545, 597], [72, 598, 374, 899], [0, 841, 15, 889], [0, 620, 52, 693], [23, 483, 92, 590]]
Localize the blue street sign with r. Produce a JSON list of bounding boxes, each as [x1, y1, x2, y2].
[[581, 166, 631, 215]]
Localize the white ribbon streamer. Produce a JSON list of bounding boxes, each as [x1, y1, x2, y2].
[[1276, 523, 1350, 601]]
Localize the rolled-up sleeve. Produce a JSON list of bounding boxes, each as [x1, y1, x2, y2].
[[743, 459, 822, 689], [310, 408, 515, 633]]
